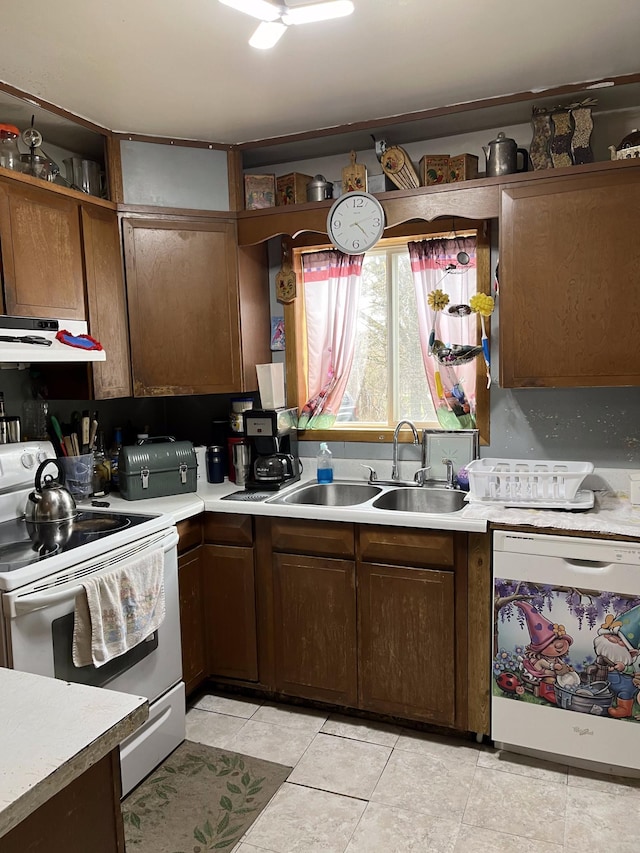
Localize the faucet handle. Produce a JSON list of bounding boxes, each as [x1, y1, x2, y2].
[[442, 458, 456, 489], [414, 466, 431, 486], [361, 464, 378, 483]]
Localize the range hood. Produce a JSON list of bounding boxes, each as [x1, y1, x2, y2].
[[0, 316, 107, 366]]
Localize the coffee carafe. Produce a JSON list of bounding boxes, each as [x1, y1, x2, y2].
[[242, 408, 300, 491]]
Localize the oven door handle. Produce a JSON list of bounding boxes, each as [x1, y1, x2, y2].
[[8, 529, 179, 618], [13, 584, 85, 616]]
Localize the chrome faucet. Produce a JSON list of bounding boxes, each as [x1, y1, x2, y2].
[[391, 420, 419, 481], [442, 458, 456, 489]]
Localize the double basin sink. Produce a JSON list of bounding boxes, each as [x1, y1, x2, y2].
[[267, 480, 466, 514]]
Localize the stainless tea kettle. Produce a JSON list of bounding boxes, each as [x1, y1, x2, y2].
[[483, 132, 529, 177], [24, 458, 77, 524], [307, 175, 333, 202]]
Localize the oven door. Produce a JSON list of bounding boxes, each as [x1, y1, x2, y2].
[[2, 527, 182, 704]]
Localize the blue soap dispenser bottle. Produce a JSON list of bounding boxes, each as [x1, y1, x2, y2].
[[316, 442, 334, 484]]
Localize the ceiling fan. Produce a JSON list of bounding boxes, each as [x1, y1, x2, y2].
[[219, 0, 355, 49]]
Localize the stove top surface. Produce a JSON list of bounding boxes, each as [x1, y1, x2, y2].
[[0, 510, 157, 573]]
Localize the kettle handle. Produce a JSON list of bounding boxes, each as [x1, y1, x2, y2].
[[35, 458, 65, 491], [516, 148, 529, 173]]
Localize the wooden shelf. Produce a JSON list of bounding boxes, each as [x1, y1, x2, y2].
[[237, 157, 638, 246], [0, 165, 116, 210]]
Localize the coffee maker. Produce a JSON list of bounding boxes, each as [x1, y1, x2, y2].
[[243, 408, 300, 491]]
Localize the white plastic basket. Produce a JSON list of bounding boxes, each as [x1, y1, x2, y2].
[[465, 458, 594, 503]]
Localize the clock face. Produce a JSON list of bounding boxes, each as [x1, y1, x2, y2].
[[327, 192, 386, 255]]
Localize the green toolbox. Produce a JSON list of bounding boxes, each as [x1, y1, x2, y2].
[[118, 438, 197, 500]]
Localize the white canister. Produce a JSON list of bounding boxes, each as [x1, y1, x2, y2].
[[194, 445, 207, 482]]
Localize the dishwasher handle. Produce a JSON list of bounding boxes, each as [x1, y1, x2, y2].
[[563, 558, 613, 572]]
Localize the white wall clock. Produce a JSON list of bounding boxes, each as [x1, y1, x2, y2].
[[326, 191, 386, 254]]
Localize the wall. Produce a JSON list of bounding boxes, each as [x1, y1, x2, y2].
[[120, 140, 230, 210], [265, 106, 640, 470]]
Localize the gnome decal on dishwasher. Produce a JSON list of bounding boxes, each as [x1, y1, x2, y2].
[[493, 579, 640, 721]]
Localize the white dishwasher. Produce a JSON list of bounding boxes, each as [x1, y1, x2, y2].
[[492, 530, 640, 773]]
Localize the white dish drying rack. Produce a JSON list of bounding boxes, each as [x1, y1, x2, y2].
[[465, 458, 594, 504]]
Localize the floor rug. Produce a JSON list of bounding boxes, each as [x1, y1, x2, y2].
[[122, 741, 292, 852]]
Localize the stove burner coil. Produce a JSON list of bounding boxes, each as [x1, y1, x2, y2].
[[73, 514, 132, 534]]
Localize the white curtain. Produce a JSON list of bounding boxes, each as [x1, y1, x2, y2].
[[408, 237, 478, 430], [298, 250, 364, 429]]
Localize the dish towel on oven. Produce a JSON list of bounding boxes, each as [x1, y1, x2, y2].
[[72, 549, 166, 668]]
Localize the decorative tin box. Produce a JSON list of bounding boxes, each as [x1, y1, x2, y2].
[[419, 155, 450, 186], [119, 439, 197, 500], [244, 174, 276, 210], [448, 153, 479, 182], [276, 173, 313, 205]]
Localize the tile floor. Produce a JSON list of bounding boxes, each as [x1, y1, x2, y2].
[[186, 692, 640, 852]]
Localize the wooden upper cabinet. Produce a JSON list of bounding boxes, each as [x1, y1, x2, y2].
[[0, 179, 86, 319], [499, 167, 640, 388], [123, 216, 246, 397], [81, 206, 132, 398]]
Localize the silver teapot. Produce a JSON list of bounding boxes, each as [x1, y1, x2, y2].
[[306, 175, 333, 202], [483, 132, 529, 177], [24, 458, 77, 524]]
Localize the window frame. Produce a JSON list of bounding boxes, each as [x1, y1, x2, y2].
[[283, 219, 491, 445]]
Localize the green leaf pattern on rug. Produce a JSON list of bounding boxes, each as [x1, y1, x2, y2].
[[122, 750, 267, 851]]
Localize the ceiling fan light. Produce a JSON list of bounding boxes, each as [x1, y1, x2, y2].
[[218, 0, 281, 22], [249, 20, 288, 48], [282, 0, 354, 25]]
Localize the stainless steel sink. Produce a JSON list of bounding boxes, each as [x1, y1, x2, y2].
[[270, 482, 382, 507], [372, 487, 466, 514]]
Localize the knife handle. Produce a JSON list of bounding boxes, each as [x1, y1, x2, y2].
[[81, 414, 90, 452]]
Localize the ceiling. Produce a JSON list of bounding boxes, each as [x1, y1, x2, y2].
[[0, 0, 639, 147]]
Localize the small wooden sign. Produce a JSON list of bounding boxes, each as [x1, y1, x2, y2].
[[275, 237, 296, 303], [342, 150, 367, 193]]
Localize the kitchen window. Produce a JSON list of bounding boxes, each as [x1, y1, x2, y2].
[[286, 220, 491, 443]]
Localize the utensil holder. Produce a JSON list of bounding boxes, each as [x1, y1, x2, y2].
[[60, 454, 94, 499]]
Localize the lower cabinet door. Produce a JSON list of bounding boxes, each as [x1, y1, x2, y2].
[[273, 553, 357, 705], [203, 544, 259, 682], [358, 562, 456, 726], [178, 546, 207, 696]]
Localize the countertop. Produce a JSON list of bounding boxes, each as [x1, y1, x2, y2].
[[0, 669, 148, 838], [86, 463, 640, 540]]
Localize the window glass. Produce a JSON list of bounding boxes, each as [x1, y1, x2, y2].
[[290, 223, 490, 442], [339, 247, 435, 426]]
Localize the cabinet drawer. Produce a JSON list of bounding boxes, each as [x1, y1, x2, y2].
[[358, 525, 454, 568], [177, 516, 203, 554], [270, 518, 354, 558], [203, 512, 253, 546]]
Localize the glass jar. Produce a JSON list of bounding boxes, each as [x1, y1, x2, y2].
[[0, 124, 23, 172], [92, 451, 111, 497], [22, 399, 49, 440]]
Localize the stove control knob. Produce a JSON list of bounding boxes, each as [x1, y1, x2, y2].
[[21, 452, 35, 469], [36, 450, 49, 464]]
